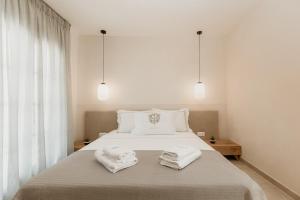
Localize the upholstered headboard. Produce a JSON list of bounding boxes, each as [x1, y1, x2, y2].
[[85, 110, 219, 141]]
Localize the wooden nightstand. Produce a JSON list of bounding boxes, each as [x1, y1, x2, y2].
[[204, 139, 241, 160], [74, 133, 107, 152], [74, 141, 90, 151]]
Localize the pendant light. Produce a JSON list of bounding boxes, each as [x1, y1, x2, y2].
[[194, 31, 205, 99], [97, 30, 109, 101]]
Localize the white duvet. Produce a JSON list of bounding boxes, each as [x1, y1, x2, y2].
[[81, 131, 213, 151]]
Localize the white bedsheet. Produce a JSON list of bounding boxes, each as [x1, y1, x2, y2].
[[81, 131, 214, 151]]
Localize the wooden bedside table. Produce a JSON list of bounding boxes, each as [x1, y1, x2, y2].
[[74, 133, 107, 152], [204, 139, 241, 160], [74, 141, 90, 151]]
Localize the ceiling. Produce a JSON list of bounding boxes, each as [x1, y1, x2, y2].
[[44, 0, 261, 36]]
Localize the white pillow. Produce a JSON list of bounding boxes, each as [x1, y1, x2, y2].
[[117, 110, 151, 133], [152, 108, 190, 132], [131, 111, 176, 135]]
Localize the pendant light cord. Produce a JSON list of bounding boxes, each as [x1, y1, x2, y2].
[[198, 32, 201, 83], [102, 32, 105, 83]]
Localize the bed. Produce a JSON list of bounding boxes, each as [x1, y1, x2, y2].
[[14, 110, 267, 200]]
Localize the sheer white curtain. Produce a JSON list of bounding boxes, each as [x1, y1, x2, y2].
[[0, 0, 71, 199]]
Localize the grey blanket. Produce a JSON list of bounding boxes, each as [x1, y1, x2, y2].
[[14, 150, 266, 200]]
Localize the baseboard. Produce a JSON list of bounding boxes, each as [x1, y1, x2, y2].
[[241, 158, 300, 200]]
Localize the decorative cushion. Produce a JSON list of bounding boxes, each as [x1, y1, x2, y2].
[[117, 110, 150, 133], [152, 108, 190, 132], [131, 111, 176, 135]]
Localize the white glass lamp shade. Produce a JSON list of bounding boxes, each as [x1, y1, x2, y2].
[[194, 82, 205, 99], [97, 82, 109, 101]]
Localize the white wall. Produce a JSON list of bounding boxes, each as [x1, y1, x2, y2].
[[74, 35, 227, 140], [226, 0, 300, 195]]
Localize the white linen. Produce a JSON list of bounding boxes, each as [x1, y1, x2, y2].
[[81, 131, 213, 151], [131, 111, 176, 135], [95, 150, 138, 173], [160, 150, 202, 170], [117, 110, 136, 133], [103, 145, 136, 161], [153, 108, 190, 132], [117, 109, 190, 133], [160, 145, 197, 161], [117, 110, 152, 133], [152, 108, 190, 132]]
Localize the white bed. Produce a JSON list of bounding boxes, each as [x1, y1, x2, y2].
[[81, 130, 214, 151], [15, 111, 267, 200]]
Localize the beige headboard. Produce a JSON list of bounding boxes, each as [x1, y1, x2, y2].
[[85, 111, 219, 141]]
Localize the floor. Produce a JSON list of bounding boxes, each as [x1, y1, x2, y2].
[[231, 160, 294, 200]]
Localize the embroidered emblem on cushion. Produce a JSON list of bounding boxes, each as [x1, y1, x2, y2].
[[149, 113, 160, 124]]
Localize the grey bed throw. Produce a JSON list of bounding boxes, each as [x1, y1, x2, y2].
[[14, 150, 267, 200]]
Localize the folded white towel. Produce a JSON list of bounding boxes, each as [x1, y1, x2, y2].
[[95, 150, 138, 173], [103, 145, 136, 161], [161, 145, 197, 161], [160, 150, 201, 170]]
